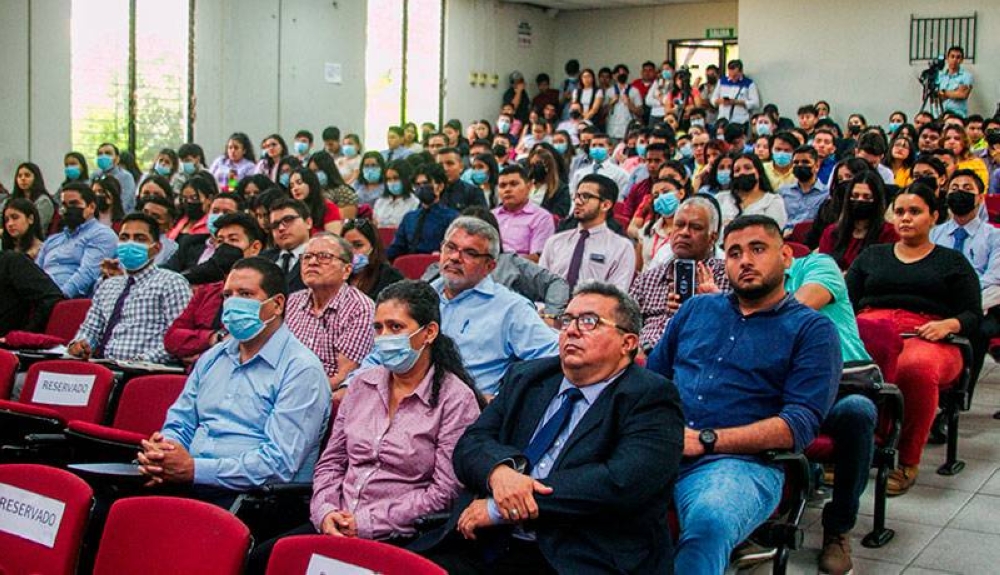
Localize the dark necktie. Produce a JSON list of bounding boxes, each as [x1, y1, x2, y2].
[[93, 276, 136, 359], [565, 229, 590, 290], [523, 387, 585, 471], [413, 208, 430, 248], [592, 162, 602, 174], [953, 227, 969, 254], [280, 252, 293, 274]]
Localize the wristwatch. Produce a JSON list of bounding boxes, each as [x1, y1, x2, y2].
[[698, 428, 718, 455]]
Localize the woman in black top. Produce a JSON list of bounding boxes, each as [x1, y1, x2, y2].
[[845, 181, 980, 496], [342, 218, 404, 301]]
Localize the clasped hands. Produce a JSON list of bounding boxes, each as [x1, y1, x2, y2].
[[137, 431, 195, 487], [457, 464, 552, 540], [320, 510, 358, 537]]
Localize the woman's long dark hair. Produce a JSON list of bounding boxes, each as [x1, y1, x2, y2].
[[260, 134, 288, 171], [376, 280, 486, 409], [62, 152, 90, 187], [2, 198, 45, 252], [309, 151, 348, 189], [382, 160, 413, 199], [830, 171, 888, 267], [12, 162, 53, 206], [343, 217, 387, 295], [731, 152, 772, 216], [93, 175, 125, 222], [291, 167, 327, 224]]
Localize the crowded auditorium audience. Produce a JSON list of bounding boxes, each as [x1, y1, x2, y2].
[[4, 43, 1000, 575]]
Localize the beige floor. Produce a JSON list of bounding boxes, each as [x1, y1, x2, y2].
[[735, 358, 1000, 575]]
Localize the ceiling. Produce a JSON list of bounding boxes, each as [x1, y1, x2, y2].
[[501, 0, 729, 11]]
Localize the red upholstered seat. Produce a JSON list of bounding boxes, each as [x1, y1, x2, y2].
[[0, 349, 18, 400], [265, 535, 446, 575], [787, 241, 811, 257], [394, 254, 438, 280], [44, 299, 92, 343], [65, 420, 147, 445], [378, 226, 398, 248]]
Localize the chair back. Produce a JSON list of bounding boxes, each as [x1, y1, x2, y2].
[[394, 254, 438, 280], [378, 227, 398, 249], [93, 496, 251, 575], [44, 299, 92, 343], [0, 464, 93, 575], [787, 241, 811, 258], [265, 535, 445, 575], [0, 349, 18, 400], [788, 220, 813, 244], [19, 360, 116, 424], [112, 374, 188, 436]]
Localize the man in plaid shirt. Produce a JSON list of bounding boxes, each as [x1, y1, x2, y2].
[[630, 197, 729, 352], [285, 233, 375, 398], [69, 213, 191, 364]]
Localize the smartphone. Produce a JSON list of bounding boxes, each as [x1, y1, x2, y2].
[[674, 259, 697, 303]]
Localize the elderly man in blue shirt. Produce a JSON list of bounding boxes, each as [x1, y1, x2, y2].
[[648, 215, 841, 575], [35, 182, 119, 298], [138, 257, 331, 503]]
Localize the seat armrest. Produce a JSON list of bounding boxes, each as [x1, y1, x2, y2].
[[414, 512, 451, 533]]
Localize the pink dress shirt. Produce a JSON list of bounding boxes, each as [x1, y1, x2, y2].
[[309, 366, 481, 539], [493, 202, 556, 256]]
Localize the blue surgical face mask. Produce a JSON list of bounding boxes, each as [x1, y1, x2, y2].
[[96, 154, 114, 171], [363, 167, 382, 182], [279, 173, 291, 187], [497, 120, 511, 134], [116, 241, 151, 271], [342, 144, 358, 157], [589, 146, 609, 163], [351, 252, 369, 273], [374, 326, 426, 374], [470, 169, 489, 185], [679, 144, 693, 158], [207, 212, 223, 236], [221, 296, 275, 342], [64, 165, 82, 180], [181, 161, 196, 175], [661, 70, 673, 81], [294, 141, 310, 155], [553, 142, 568, 155], [653, 191, 680, 217], [690, 118, 705, 128], [756, 123, 772, 136], [387, 181, 404, 195], [635, 144, 647, 157], [772, 150, 793, 167], [716, 169, 732, 187], [888, 121, 902, 133], [154, 163, 171, 177], [315, 170, 329, 187]]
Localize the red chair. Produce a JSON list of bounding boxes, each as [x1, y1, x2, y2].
[[786, 241, 811, 257], [985, 195, 1000, 222], [787, 220, 813, 244], [265, 535, 445, 575], [93, 496, 251, 575], [0, 463, 94, 575], [394, 254, 438, 280], [378, 226, 398, 248], [44, 299, 92, 343], [65, 374, 187, 462], [0, 349, 18, 400], [0, 360, 116, 447], [613, 213, 631, 231]]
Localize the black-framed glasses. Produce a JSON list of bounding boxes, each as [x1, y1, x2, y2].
[[554, 312, 626, 333], [302, 251, 350, 265], [574, 192, 603, 204], [270, 214, 303, 229], [440, 241, 493, 261]]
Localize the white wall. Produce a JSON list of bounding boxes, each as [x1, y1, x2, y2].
[[194, 0, 367, 158], [552, 1, 738, 75], [740, 0, 997, 124], [443, 0, 557, 125]]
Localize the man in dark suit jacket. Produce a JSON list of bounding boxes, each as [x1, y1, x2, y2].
[[414, 282, 684, 574], [260, 197, 311, 293]]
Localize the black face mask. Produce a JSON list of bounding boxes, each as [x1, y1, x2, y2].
[[848, 124, 863, 135], [849, 199, 877, 220], [946, 191, 977, 217], [731, 174, 757, 192], [570, 110, 583, 120], [61, 206, 85, 229], [529, 163, 548, 181], [616, 73, 628, 84], [415, 185, 437, 205], [184, 201, 205, 220], [706, 74, 718, 84], [792, 166, 814, 182], [96, 196, 110, 212]]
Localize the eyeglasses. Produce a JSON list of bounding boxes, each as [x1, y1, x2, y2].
[[574, 192, 603, 203], [554, 312, 627, 333], [302, 251, 350, 265], [270, 214, 302, 229], [440, 241, 493, 261]]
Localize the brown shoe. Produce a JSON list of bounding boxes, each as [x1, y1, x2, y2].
[[818, 531, 854, 575], [822, 463, 835, 487], [887, 465, 919, 496]]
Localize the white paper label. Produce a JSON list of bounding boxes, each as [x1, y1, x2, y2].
[[31, 371, 96, 407], [305, 553, 378, 575], [0, 482, 66, 548]]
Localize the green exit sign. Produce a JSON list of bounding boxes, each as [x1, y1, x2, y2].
[[706, 27, 736, 39]]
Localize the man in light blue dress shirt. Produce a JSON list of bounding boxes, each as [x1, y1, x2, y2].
[[937, 46, 974, 118], [35, 183, 118, 297], [139, 257, 331, 499]]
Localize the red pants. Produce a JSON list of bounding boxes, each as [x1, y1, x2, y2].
[[858, 309, 963, 466]]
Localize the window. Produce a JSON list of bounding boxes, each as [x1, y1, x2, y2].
[[909, 13, 977, 63], [71, 0, 192, 168]]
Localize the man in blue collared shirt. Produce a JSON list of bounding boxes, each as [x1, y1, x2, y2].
[[937, 46, 974, 118], [91, 142, 138, 213], [139, 257, 331, 499], [648, 215, 841, 575], [780, 145, 829, 232], [35, 183, 119, 298], [931, 169, 1000, 382]]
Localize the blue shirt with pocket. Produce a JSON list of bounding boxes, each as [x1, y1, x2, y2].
[[35, 218, 119, 298]]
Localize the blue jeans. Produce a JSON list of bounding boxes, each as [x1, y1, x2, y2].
[[820, 394, 877, 535], [673, 457, 784, 575]]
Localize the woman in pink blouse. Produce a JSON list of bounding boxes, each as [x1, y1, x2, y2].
[[248, 280, 483, 573]]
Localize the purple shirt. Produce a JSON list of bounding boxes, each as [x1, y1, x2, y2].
[[493, 202, 556, 256], [208, 156, 256, 189], [310, 366, 481, 539]]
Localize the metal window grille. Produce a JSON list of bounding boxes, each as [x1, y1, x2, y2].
[[909, 13, 976, 63]]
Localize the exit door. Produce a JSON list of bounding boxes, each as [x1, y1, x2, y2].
[[667, 39, 739, 85]]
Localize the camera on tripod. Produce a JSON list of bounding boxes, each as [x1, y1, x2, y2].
[[919, 56, 945, 88]]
